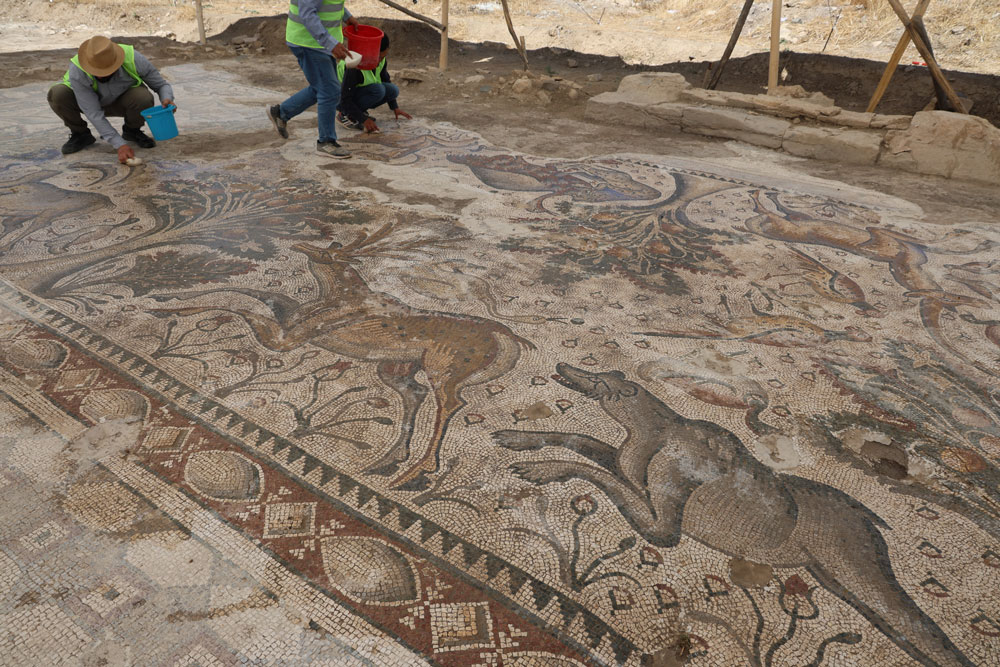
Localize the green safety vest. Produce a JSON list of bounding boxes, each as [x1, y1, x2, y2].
[[359, 58, 386, 87], [286, 0, 347, 78], [60, 43, 143, 90]]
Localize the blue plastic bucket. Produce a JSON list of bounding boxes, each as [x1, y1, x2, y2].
[[140, 104, 178, 141]]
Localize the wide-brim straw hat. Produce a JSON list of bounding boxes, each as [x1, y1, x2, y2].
[[77, 36, 125, 77]]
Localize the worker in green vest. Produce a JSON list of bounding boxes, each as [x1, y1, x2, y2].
[[48, 36, 175, 163], [336, 34, 412, 134], [266, 0, 359, 159]]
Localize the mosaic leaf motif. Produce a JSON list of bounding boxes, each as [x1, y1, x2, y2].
[[79, 389, 150, 424], [1, 169, 368, 299], [4, 338, 68, 370], [320, 536, 418, 604], [125, 251, 256, 296], [184, 450, 262, 502], [814, 340, 1000, 538], [499, 170, 744, 294]]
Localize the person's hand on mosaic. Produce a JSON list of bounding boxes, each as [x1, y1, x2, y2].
[[363, 117, 380, 133], [332, 42, 349, 60], [394, 108, 412, 121], [162, 97, 176, 112], [345, 15, 359, 27], [117, 144, 135, 164]]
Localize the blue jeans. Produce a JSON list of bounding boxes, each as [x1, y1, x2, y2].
[[351, 82, 399, 115], [280, 45, 341, 143]]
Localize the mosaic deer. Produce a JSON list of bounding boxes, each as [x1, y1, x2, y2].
[[743, 189, 996, 376], [154, 222, 535, 491]]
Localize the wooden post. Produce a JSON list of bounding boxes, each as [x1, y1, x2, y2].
[[866, 0, 932, 112], [439, 0, 449, 70], [867, 31, 914, 111], [500, 0, 529, 70], [706, 0, 756, 90], [194, 0, 206, 45], [768, 0, 781, 93], [374, 0, 444, 29], [883, 0, 966, 113]]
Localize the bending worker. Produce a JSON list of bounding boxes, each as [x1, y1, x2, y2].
[[337, 34, 412, 133], [267, 0, 359, 158], [49, 36, 175, 163]]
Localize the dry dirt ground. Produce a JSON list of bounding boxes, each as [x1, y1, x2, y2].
[[3, 0, 1000, 123], [2, 0, 999, 75]]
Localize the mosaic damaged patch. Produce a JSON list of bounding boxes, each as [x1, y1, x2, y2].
[[1, 117, 1000, 667]]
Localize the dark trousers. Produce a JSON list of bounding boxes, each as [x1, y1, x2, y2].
[[350, 82, 399, 115], [47, 84, 154, 135]]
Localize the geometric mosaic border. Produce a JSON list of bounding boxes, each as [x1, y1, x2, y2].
[[0, 277, 638, 665]]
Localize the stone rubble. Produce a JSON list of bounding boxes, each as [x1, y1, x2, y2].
[[586, 73, 1000, 184]]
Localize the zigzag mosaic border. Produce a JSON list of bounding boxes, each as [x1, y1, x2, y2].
[[0, 277, 640, 666]]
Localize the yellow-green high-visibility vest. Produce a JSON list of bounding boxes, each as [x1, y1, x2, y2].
[[60, 44, 142, 90], [286, 0, 346, 78], [286, 0, 345, 50], [359, 58, 386, 87]]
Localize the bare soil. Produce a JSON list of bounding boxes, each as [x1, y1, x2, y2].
[[4, 12, 999, 125]]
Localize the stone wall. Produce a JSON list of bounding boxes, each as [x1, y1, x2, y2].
[[586, 73, 1000, 185]]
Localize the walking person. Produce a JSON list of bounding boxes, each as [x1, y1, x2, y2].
[[266, 0, 358, 158], [48, 36, 175, 164]]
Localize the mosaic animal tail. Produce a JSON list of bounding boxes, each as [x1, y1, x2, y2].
[[153, 221, 535, 492], [495, 364, 973, 667]]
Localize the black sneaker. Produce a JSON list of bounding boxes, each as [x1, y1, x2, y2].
[[122, 126, 156, 148], [60, 131, 96, 155], [267, 104, 288, 139], [337, 111, 364, 131]]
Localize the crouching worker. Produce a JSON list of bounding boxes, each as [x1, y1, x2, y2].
[[336, 34, 412, 133], [49, 36, 176, 164]]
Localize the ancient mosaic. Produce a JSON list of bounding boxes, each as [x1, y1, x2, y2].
[[2, 71, 999, 666]]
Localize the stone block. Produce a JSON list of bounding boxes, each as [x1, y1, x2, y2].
[[870, 114, 911, 130], [751, 96, 842, 120], [879, 111, 1000, 184], [782, 126, 882, 165], [539, 77, 560, 91], [396, 68, 426, 83], [817, 110, 875, 128], [511, 78, 534, 96], [615, 73, 690, 104], [679, 88, 760, 110], [682, 107, 789, 148], [585, 93, 682, 130], [771, 85, 836, 107]]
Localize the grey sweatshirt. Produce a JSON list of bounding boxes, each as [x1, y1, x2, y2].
[[68, 51, 174, 149]]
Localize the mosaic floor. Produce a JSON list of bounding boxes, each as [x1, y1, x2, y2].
[[2, 65, 1000, 666]]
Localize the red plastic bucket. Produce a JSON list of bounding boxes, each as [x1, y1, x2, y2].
[[344, 24, 384, 70]]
